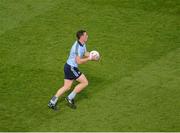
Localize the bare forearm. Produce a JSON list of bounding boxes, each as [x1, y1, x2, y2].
[[78, 57, 89, 64]]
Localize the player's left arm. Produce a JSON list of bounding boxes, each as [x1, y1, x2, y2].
[[83, 45, 90, 57], [84, 51, 90, 57]]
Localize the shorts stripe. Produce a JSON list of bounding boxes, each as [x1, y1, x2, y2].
[[70, 67, 79, 77]]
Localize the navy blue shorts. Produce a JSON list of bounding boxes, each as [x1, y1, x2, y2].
[[64, 63, 82, 80]]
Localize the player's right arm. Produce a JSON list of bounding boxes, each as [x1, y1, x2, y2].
[[75, 54, 97, 64], [75, 56, 90, 64], [75, 43, 96, 64]]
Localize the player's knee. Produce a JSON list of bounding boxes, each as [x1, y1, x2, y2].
[[84, 80, 88, 87]]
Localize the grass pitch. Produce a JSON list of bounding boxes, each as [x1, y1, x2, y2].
[[0, 0, 179, 131]]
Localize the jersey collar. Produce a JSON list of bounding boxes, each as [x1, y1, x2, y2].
[[78, 41, 84, 47]]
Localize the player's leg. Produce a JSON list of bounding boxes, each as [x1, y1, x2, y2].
[[74, 74, 88, 93], [55, 79, 74, 97], [48, 79, 73, 109], [66, 74, 88, 108]]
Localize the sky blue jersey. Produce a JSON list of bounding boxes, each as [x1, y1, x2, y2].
[[66, 41, 87, 68]]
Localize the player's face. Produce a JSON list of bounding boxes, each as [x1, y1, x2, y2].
[[82, 32, 88, 42]]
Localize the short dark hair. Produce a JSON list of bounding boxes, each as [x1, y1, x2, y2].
[[76, 30, 86, 39]]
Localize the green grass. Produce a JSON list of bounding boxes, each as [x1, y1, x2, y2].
[[0, 0, 180, 131]]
